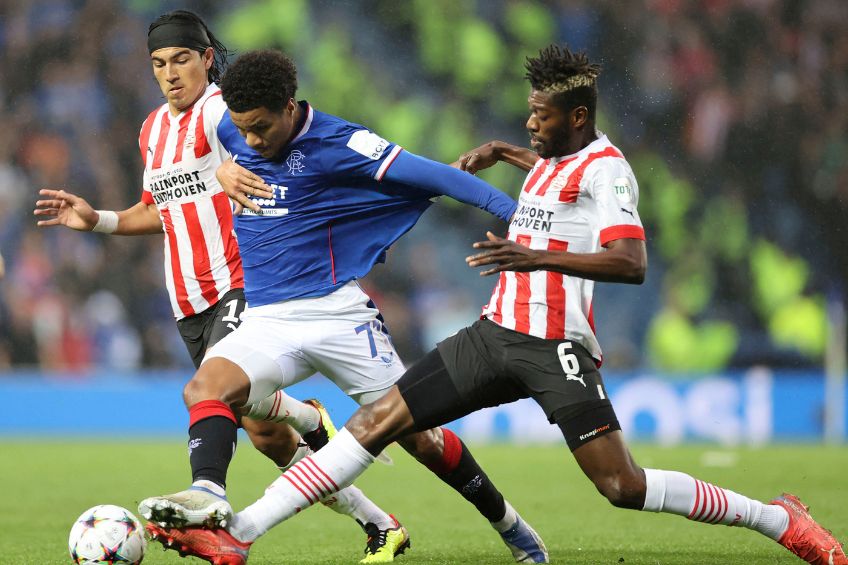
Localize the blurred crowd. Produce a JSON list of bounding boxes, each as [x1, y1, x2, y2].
[[0, 0, 845, 373]]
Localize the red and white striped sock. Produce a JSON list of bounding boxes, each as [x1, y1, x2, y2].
[[244, 390, 321, 436], [275, 435, 393, 530], [642, 469, 789, 540], [230, 428, 375, 542]]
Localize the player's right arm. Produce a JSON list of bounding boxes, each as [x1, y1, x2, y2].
[[216, 158, 273, 214], [452, 140, 538, 175], [34, 189, 163, 235]]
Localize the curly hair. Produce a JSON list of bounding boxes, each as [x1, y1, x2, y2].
[[220, 50, 298, 113], [525, 45, 602, 119], [148, 10, 231, 84]]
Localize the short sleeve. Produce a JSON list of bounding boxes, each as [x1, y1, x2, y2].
[[202, 91, 228, 132], [201, 91, 230, 162], [588, 158, 646, 246], [325, 127, 403, 181]]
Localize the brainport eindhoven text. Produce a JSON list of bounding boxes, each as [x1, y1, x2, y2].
[[149, 171, 208, 205]]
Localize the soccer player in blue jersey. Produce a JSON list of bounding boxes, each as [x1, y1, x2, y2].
[[141, 49, 548, 564], [36, 10, 405, 561]]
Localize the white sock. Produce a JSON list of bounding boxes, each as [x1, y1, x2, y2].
[[275, 433, 393, 530], [322, 485, 394, 530], [490, 500, 519, 533], [191, 479, 226, 498], [230, 428, 376, 543], [642, 469, 789, 540], [244, 391, 321, 436]]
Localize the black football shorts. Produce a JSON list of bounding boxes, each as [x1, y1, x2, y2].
[[433, 318, 621, 450], [176, 288, 247, 369]]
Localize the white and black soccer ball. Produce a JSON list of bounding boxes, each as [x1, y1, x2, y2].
[[68, 505, 146, 564]]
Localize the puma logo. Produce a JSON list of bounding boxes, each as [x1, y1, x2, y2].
[[620, 207, 635, 218], [566, 373, 586, 387]]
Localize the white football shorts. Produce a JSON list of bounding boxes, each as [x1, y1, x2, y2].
[[203, 281, 406, 405]]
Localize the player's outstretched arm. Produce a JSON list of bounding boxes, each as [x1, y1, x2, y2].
[[466, 231, 646, 284], [216, 158, 274, 214], [452, 140, 538, 175], [34, 189, 163, 235], [384, 151, 517, 222], [115, 202, 165, 235]]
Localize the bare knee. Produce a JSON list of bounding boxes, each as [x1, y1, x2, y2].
[[346, 387, 415, 455], [573, 431, 647, 510], [397, 428, 444, 468], [593, 467, 647, 509], [182, 358, 251, 409]]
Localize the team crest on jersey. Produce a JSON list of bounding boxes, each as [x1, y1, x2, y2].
[[613, 177, 633, 203], [286, 150, 306, 174]]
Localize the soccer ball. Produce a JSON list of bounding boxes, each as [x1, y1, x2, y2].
[[68, 505, 146, 564]]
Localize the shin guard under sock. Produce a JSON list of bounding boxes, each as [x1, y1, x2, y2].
[[430, 428, 507, 523], [188, 400, 238, 488]]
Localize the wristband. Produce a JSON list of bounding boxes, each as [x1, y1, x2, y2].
[[92, 210, 119, 233]]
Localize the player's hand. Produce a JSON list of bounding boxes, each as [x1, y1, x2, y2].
[[216, 158, 273, 214], [33, 189, 99, 231], [454, 142, 503, 175], [466, 231, 541, 276]]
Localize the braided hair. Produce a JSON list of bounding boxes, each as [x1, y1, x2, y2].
[[525, 45, 601, 119]]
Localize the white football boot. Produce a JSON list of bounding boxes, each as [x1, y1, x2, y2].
[[138, 487, 232, 528]]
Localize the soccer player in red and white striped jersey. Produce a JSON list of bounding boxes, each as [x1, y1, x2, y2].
[[478, 132, 642, 362], [137, 79, 240, 319], [34, 11, 405, 558], [183, 45, 843, 565]]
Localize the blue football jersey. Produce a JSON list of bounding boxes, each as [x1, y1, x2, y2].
[[217, 102, 436, 307]]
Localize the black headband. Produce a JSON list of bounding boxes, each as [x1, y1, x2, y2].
[[148, 20, 211, 54]]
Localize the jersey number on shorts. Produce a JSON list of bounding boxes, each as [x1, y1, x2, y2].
[[222, 299, 244, 331], [557, 342, 586, 387], [355, 321, 394, 365], [558, 342, 607, 399]]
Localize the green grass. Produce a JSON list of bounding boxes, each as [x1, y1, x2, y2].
[[1, 440, 845, 564]]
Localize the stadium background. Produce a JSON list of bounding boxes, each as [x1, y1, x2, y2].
[[0, 0, 846, 446]]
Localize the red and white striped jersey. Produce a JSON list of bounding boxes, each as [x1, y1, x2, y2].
[[138, 83, 243, 320], [482, 134, 645, 362]]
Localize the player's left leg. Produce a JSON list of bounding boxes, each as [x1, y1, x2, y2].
[[243, 392, 337, 450], [201, 290, 333, 454], [241, 416, 401, 546], [518, 332, 846, 565], [138, 356, 250, 529], [218, 383, 414, 564], [303, 300, 547, 562], [140, 304, 317, 529], [228, 323, 548, 563], [570, 429, 845, 564]]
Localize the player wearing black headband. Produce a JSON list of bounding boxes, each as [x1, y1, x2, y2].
[[34, 10, 407, 562], [145, 10, 229, 112]]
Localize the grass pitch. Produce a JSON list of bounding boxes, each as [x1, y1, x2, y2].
[[1, 440, 845, 564]]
